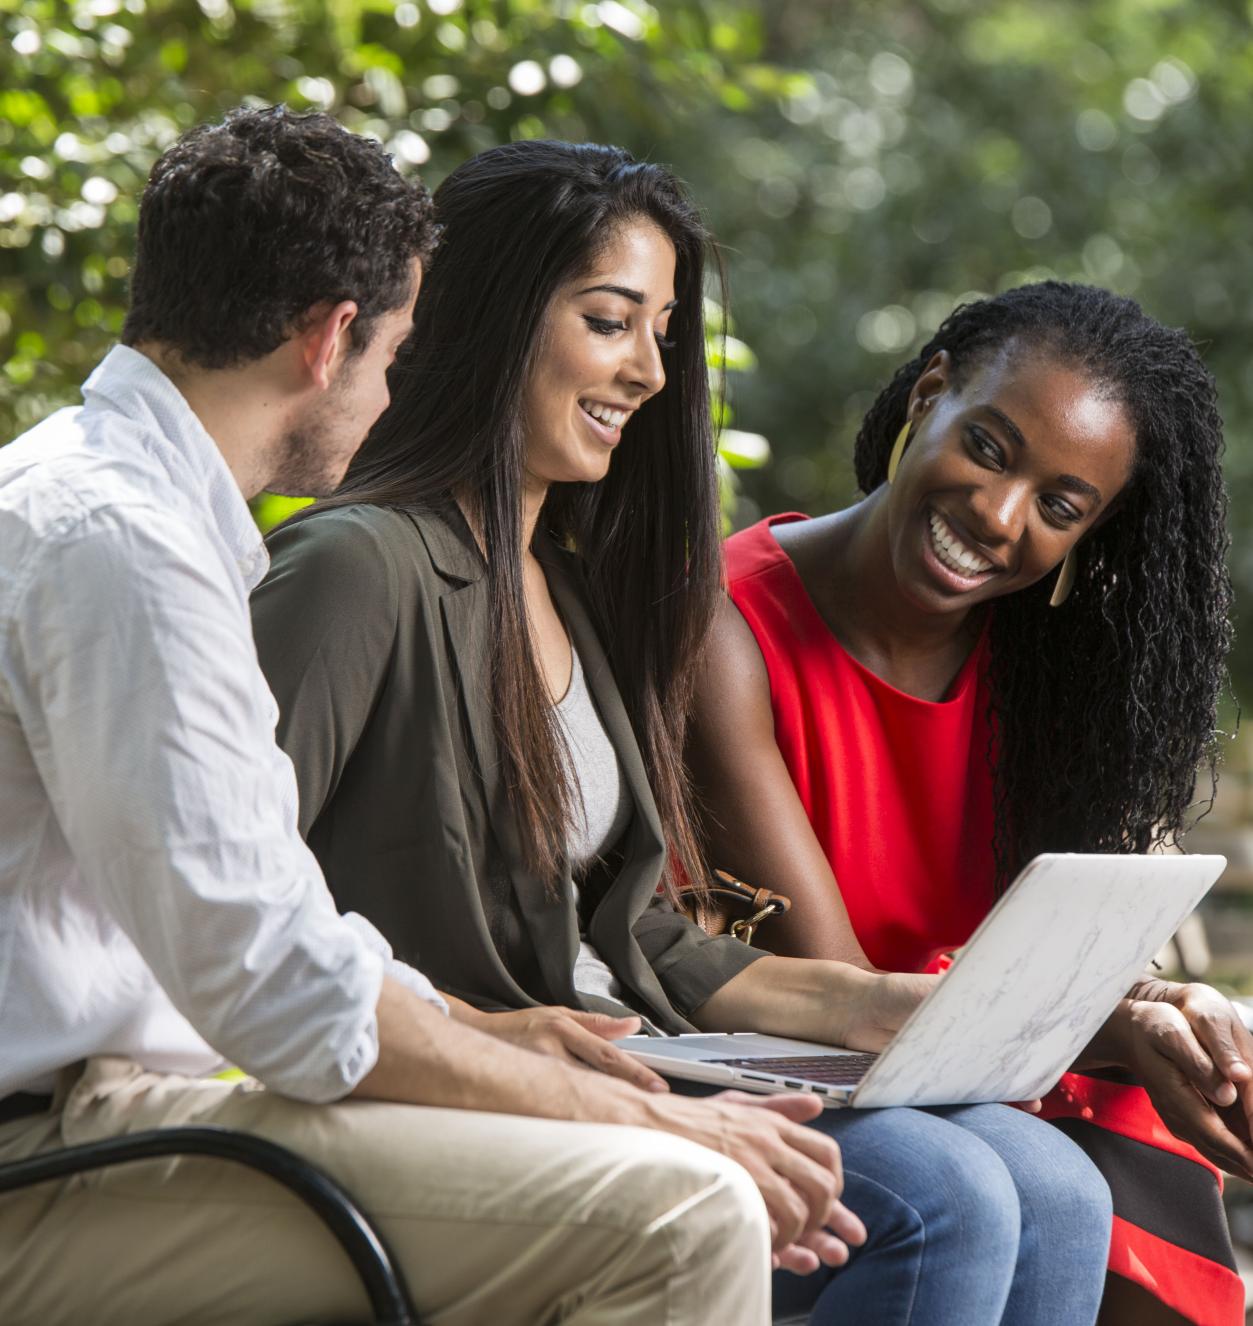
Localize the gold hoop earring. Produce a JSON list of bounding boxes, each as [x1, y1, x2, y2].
[[886, 422, 911, 484], [1049, 548, 1077, 608]]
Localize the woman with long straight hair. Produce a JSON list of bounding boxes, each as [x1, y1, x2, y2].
[[253, 142, 1113, 1324], [688, 281, 1244, 1324]]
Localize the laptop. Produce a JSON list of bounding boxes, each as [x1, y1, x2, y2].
[[619, 853, 1226, 1109]]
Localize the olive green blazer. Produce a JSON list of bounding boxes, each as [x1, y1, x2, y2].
[[251, 502, 762, 1032]]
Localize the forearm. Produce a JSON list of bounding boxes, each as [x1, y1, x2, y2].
[[352, 977, 651, 1126], [690, 955, 876, 1046]]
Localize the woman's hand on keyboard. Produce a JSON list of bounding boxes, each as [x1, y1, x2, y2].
[[453, 1002, 671, 1093]]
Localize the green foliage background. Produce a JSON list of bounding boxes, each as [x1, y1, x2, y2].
[[3, 0, 1251, 693]]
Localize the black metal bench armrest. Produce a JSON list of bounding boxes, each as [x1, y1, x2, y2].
[[0, 1124, 419, 1326]]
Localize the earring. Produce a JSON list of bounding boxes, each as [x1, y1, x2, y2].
[[886, 422, 911, 484], [1049, 549, 1077, 608]]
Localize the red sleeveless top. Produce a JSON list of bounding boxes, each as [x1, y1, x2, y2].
[[725, 513, 995, 972]]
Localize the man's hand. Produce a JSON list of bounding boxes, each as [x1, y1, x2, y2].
[[456, 1003, 670, 1093], [1119, 981, 1253, 1179], [643, 1088, 866, 1272]]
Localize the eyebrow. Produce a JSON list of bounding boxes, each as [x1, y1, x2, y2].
[[577, 283, 678, 311], [983, 405, 1103, 506]]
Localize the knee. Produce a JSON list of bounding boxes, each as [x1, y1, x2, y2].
[[1020, 1129, 1113, 1247], [923, 1127, 1023, 1252], [616, 1130, 772, 1267], [847, 1114, 1022, 1259]]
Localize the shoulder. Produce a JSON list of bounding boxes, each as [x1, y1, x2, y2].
[[1, 433, 226, 630], [267, 502, 421, 564], [724, 513, 808, 588], [262, 504, 432, 607], [1, 405, 197, 550]]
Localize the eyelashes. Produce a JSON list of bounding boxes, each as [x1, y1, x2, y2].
[[583, 313, 675, 350], [967, 425, 1004, 467], [584, 314, 626, 335], [966, 426, 1083, 526]]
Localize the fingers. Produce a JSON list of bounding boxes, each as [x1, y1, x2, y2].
[[1238, 1076, 1253, 1142], [660, 1092, 849, 1257], [747, 1113, 845, 1246], [711, 1089, 825, 1123], [1179, 991, 1253, 1090], [1010, 1099, 1043, 1113], [826, 1196, 866, 1246], [560, 1022, 669, 1092], [744, 1154, 811, 1253], [563, 1010, 643, 1040], [774, 1244, 821, 1276], [771, 1206, 865, 1275], [1143, 1053, 1253, 1180], [718, 1110, 843, 1252], [1134, 1002, 1233, 1107]]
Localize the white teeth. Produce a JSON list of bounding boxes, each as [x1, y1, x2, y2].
[[928, 512, 993, 577], [580, 400, 628, 429]]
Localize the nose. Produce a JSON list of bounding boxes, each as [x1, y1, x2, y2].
[[967, 478, 1030, 546], [621, 325, 666, 398]]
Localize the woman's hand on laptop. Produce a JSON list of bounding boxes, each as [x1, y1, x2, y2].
[[838, 969, 938, 1052], [445, 999, 671, 1093], [1104, 982, 1253, 1180], [689, 958, 936, 1053], [643, 1087, 867, 1272]]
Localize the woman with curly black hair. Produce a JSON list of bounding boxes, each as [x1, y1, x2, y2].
[[690, 280, 1244, 1325]]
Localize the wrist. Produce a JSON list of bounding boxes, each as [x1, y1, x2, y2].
[[821, 963, 879, 1046], [1124, 976, 1184, 1005], [575, 1070, 659, 1129], [444, 996, 490, 1030], [1075, 997, 1137, 1070]]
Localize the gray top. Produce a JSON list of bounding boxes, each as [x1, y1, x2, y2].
[[555, 644, 634, 1010], [556, 644, 632, 870]]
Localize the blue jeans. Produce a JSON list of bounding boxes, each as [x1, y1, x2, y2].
[[672, 1086, 1112, 1325]]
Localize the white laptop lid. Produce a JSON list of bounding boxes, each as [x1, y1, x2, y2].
[[850, 852, 1225, 1107]]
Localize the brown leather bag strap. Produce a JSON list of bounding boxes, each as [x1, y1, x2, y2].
[[679, 869, 791, 945], [708, 869, 792, 916]]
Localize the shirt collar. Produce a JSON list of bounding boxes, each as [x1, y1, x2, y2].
[[82, 345, 269, 589]]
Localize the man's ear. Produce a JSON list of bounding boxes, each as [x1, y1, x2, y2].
[[301, 300, 359, 391]]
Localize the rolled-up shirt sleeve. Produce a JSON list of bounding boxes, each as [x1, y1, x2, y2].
[[8, 500, 442, 1102], [340, 912, 449, 1012]]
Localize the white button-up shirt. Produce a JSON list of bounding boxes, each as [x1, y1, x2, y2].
[[0, 346, 446, 1103]]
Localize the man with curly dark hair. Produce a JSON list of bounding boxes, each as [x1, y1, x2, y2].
[[0, 107, 849, 1324]]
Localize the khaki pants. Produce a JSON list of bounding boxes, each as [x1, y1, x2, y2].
[[0, 1058, 770, 1325]]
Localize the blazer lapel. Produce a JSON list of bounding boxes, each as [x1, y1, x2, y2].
[[420, 508, 578, 1003]]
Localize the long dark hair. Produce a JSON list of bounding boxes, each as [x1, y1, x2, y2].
[[854, 281, 1232, 886], [313, 140, 723, 898]]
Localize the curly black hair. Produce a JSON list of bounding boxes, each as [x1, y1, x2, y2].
[[854, 281, 1233, 886], [122, 105, 438, 369]]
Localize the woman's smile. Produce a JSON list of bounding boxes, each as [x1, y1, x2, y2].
[[578, 397, 634, 444], [922, 508, 998, 591]]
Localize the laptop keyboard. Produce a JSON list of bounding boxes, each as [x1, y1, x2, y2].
[[706, 1052, 879, 1086]]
